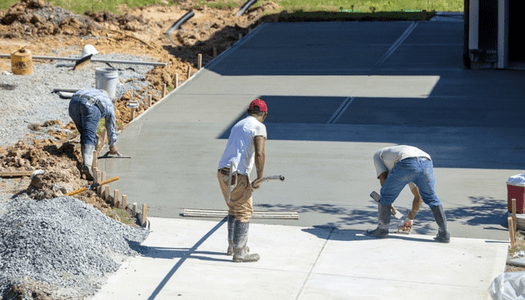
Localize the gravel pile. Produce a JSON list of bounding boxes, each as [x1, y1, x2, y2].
[[0, 53, 157, 148], [0, 195, 149, 299]]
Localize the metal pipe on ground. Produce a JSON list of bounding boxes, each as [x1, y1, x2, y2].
[[236, 0, 257, 16], [165, 10, 195, 45], [0, 54, 167, 66]]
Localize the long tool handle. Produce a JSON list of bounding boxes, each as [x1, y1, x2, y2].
[[66, 176, 120, 196], [252, 175, 285, 189]]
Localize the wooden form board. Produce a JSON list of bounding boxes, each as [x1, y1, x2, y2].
[[182, 208, 299, 220], [0, 171, 34, 177]]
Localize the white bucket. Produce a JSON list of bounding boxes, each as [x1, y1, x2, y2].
[[95, 67, 118, 99]]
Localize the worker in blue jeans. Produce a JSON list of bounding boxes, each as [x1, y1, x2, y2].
[[367, 145, 450, 243], [68, 88, 119, 180]]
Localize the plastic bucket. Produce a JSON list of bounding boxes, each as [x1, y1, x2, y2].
[[507, 174, 525, 213], [95, 67, 118, 99]]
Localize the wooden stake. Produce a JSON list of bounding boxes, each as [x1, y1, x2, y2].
[[174, 73, 179, 88], [132, 202, 137, 216], [93, 167, 100, 184], [512, 198, 517, 232], [213, 47, 217, 58], [104, 185, 109, 201], [187, 65, 191, 78], [113, 189, 119, 207], [98, 171, 106, 195], [198, 53, 202, 69], [149, 94, 152, 107], [421, 10, 427, 22], [238, 33, 242, 40], [509, 217, 516, 248], [162, 84, 166, 98], [121, 194, 127, 209], [142, 204, 148, 225]]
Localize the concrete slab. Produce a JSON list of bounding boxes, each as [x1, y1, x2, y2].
[[92, 217, 507, 300], [98, 20, 525, 245], [430, 12, 464, 22]]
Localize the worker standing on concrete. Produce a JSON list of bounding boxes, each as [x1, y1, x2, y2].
[[68, 88, 118, 180], [367, 145, 450, 243], [217, 99, 268, 262]]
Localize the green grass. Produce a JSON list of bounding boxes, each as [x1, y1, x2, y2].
[[196, 0, 238, 9], [1, 0, 462, 15], [0, 0, 171, 14], [107, 207, 138, 226], [275, 0, 463, 13]]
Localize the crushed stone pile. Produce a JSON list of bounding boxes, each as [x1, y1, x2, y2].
[[0, 195, 149, 299]]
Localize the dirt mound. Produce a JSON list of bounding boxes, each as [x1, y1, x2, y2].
[[1, 0, 100, 38], [0, 124, 118, 215]]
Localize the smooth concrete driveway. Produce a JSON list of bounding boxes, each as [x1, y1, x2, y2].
[[100, 20, 525, 241]]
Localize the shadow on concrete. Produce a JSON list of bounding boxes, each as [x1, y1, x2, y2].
[[260, 196, 508, 234], [217, 93, 525, 169], [161, 9, 435, 68], [142, 247, 230, 262]]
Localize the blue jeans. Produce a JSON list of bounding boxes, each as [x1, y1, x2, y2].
[[380, 157, 442, 208], [68, 96, 101, 146]]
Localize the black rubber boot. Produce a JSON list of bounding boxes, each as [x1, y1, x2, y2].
[[431, 205, 450, 243], [366, 203, 391, 239], [232, 220, 259, 262], [227, 215, 235, 255]]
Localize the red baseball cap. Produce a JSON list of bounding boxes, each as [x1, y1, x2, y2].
[[249, 99, 268, 112]]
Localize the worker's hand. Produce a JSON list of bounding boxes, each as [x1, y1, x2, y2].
[[402, 219, 413, 231], [251, 177, 263, 190], [109, 145, 119, 155]]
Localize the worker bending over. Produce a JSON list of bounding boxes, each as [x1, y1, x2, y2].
[[68, 88, 119, 180], [368, 145, 450, 243], [217, 99, 268, 262]]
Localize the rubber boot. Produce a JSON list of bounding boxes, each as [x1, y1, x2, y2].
[[431, 205, 450, 243], [366, 203, 391, 239], [81, 144, 95, 181], [227, 215, 235, 255], [232, 220, 259, 262]]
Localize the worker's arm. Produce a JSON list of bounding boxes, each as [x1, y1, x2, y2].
[[254, 135, 265, 183], [378, 172, 388, 186]]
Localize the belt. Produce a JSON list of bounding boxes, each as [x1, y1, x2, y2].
[[75, 94, 105, 113], [219, 168, 230, 176], [404, 157, 430, 161]]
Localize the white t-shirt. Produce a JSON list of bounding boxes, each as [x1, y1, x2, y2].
[[373, 145, 431, 189], [218, 116, 267, 176]]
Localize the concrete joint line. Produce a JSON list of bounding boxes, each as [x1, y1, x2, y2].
[[295, 227, 335, 300], [375, 21, 418, 66], [327, 97, 354, 124]]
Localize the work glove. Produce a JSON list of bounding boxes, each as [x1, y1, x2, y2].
[[109, 145, 119, 155], [402, 219, 414, 231]]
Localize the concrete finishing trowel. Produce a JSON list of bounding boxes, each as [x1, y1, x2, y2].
[[98, 151, 131, 159], [370, 191, 403, 219]]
